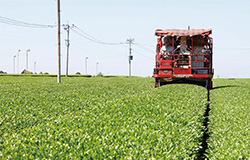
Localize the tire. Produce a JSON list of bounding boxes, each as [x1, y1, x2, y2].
[[205, 79, 212, 90], [157, 79, 161, 87], [210, 80, 213, 89]]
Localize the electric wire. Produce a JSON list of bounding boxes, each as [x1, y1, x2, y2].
[[71, 29, 102, 43], [73, 26, 124, 45], [134, 43, 155, 54], [215, 48, 250, 51], [135, 43, 155, 47], [132, 49, 153, 60], [0, 16, 56, 28], [74, 26, 102, 42]]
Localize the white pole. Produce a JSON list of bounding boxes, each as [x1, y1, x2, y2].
[[64, 23, 74, 77], [17, 50, 20, 74], [26, 49, 30, 74], [13, 55, 16, 74], [126, 38, 134, 77], [85, 57, 88, 75], [96, 62, 99, 75], [65, 24, 70, 77], [34, 61, 36, 74]]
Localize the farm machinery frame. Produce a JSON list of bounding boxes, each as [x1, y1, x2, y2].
[[153, 28, 213, 89]]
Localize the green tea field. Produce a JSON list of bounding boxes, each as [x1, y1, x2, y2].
[[0, 76, 249, 159], [208, 79, 250, 159]]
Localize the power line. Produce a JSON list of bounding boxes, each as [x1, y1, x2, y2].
[[214, 48, 250, 51], [71, 29, 100, 43], [132, 49, 153, 60], [136, 43, 155, 47], [0, 16, 56, 28], [74, 26, 102, 42], [134, 43, 155, 54], [72, 26, 124, 45]]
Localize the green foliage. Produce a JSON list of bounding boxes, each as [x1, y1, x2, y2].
[[21, 69, 33, 74], [0, 76, 207, 159], [0, 70, 7, 74], [1, 77, 248, 159], [97, 72, 103, 77], [76, 72, 81, 75], [208, 79, 250, 159]]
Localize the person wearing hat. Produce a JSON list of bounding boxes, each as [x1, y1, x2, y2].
[[160, 37, 172, 54]]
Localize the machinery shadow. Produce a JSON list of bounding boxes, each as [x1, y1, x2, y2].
[[211, 85, 240, 90]]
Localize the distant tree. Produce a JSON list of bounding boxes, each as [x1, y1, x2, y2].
[[44, 72, 49, 75], [21, 69, 33, 74], [76, 72, 81, 75], [0, 70, 7, 74], [97, 72, 103, 77], [39, 72, 43, 74]]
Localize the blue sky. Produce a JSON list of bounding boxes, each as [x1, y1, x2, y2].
[[0, 0, 250, 77]]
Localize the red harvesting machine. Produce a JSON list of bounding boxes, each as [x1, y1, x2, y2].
[[153, 28, 213, 89]]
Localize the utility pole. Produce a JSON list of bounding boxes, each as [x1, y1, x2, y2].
[[126, 38, 134, 77], [64, 23, 75, 77], [57, 0, 61, 83], [96, 62, 99, 75], [34, 61, 36, 74], [26, 49, 30, 74], [13, 55, 16, 74], [85, 57, 88, 75], [17, 50, 20, 74]]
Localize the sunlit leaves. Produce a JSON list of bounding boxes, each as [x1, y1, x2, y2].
[[208, 79, 250, 159], [0, 76, 207, 159]]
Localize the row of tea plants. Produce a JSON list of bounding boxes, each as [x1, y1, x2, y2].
[[208, 79, 250, 159], [0, 76, 207, 159]]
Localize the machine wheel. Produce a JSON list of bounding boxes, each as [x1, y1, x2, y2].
[[156, 78, 161, 87], [210, 80, 213, 89], [205, 79, 212, 90]]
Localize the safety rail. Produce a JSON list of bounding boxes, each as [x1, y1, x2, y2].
[[155, 53, 212, 75]]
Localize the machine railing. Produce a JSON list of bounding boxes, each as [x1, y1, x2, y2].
[[155, 53, 212, 75]]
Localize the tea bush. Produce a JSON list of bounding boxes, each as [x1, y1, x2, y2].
[[0, 76, 207, 159]]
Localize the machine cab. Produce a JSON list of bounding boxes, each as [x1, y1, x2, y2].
[[154, 28, 213, 88]]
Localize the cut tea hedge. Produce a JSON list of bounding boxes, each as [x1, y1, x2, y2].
[[0, 76, 207, 159], [2, 76, 248, 159], [208, 79, 250, 159]]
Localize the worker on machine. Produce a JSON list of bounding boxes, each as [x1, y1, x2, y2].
[[160, 36, 172, 54]]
